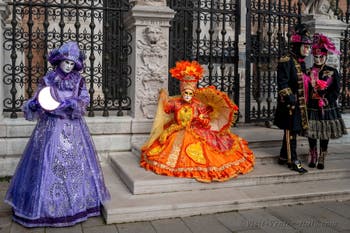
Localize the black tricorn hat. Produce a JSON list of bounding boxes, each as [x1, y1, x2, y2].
[[291, 23, 312, 44]]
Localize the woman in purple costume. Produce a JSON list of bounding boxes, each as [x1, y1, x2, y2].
[[5, 42, 110, 227]]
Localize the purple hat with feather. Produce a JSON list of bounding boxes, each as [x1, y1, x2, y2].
[[48, 41, 85, 71]]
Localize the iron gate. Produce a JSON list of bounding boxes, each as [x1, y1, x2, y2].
[[245, 0, 302, 123], [167, 0, 241, 107], [3, 0, 132, 118], [338, 1, 350, 112]]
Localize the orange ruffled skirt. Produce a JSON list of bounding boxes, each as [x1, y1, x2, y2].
[[140, 128, 255, 182]]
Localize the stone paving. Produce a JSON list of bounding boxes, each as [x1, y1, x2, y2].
[[1, 180, 350, 233]]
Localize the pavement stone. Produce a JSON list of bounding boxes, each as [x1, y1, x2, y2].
[[299, 203, 350, 232], [238, 208, 297, 233], [0, 226, 10, 233], [116, 221, 156, 233], [215, 211, 256, 232], [151, 218, 192, 233], [9, 222, 44, 233], [266, 204, 340, 233], [81, 216, 106, 228], [235, 230, 267, 233], [322, 201, 350, 219], [181, 215, 231, 233], [1, 186, 350, 233], [82, 225, 117, 233], [45, 224, 82, 233]]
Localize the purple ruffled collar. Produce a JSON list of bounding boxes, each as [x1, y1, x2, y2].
[[53, 68, 80, 91]]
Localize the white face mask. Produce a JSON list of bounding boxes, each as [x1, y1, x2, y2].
[[313, 54, 327, 66], [182, 89, 194, 102], [300, 44, 311, 57], [59, 60, 75, 73]]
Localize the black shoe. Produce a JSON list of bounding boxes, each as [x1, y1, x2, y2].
[[291, 160, 308, 174], [317, 163, 324, 170], [308, 162, 316, 168], [278, 157, 288, 165]]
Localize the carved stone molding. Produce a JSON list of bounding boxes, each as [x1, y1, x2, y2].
[[130, 0, 166, 7], [136, 26, 168, 118], [302, 0, 336, 19], [0, 0, 10, 26]]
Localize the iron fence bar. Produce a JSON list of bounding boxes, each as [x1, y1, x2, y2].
[[220, 0, 227, 93], [207, 0, 214, 86], [88, 0, 96, 117], [266, 0, 272, 120], [245, 0, 252, 122], [44, 0, 49, 72], [9, 2, 18, 118], [233, 0, 240, 106], [59, 0, 65, 44], [256, 0, 262, 120], [117, 11, 123, 116], [102, 0, 109, 117], [26, 1, 34, 99], [341, 0, 350, 111]]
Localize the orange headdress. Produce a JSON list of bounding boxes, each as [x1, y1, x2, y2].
[[169, 60, 204, 92]]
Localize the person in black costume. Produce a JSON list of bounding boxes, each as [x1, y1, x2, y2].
[[274, 24, 311, 173], [306, 33, 347, 169]]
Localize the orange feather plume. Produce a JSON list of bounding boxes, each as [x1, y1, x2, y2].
[[169, 60, 204, 82]]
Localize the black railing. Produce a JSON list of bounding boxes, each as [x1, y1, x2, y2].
[[338, 0, 350, 112], [245, 0, 302, 123], [167, 0, 241, 107], [3, 0, 132, 118]]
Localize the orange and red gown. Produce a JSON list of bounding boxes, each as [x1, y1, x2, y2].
[[140, 91, 255, 182]]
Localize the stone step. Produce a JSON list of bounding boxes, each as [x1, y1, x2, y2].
[[109, 150, 350, 195], [102, 160, 350, 224]]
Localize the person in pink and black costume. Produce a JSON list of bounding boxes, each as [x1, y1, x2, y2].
[[305, 33, 347, 169], [274, 23, 311, 173]]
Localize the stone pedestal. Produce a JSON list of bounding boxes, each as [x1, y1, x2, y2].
[[125, 3, 175, 121], [304, 15, 348, 70]]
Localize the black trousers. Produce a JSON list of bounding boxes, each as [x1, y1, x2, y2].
[[279, 130, 298, 162]]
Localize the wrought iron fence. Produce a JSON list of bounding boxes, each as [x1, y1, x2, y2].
[[337, 1, 350, 112], [167, 0, 241, 106], [245, 0, 302, 123], [3, 0, 132, 118]]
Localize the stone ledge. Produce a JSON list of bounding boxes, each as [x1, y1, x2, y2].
[[0, 116, 133, 138]]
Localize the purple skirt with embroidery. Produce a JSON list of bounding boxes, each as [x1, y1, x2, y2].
[[5, 115, 110, 227]]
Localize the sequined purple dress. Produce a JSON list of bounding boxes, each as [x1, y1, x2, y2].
[[5, 69, 110, 227]]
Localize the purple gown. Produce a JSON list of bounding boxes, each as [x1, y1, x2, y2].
[[5, 69, 110, 227]]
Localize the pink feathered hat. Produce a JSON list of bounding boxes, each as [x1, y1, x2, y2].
[[312, 33, 340, 56]]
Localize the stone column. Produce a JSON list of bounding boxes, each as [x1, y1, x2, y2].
[[125, 1, 175, 122], [125, 1, 175, 144], [0, 0, 10, 120]]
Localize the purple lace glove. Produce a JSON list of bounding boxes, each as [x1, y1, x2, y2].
[[28, 99, 40, 111]]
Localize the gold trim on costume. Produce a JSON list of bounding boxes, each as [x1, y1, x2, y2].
[[279, 55, 290, 63], [166, 131, 184, 168], [278, 88, 293, 96], [292, 58, 309, 131]]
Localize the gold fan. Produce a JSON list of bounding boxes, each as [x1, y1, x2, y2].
[[195, 86, 238, 132]]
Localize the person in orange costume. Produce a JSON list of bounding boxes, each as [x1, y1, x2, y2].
[[140, 60, 255, 182]]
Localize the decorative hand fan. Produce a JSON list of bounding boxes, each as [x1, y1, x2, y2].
[[38, 86, 60, 111], [195, 86, 238, 132]]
